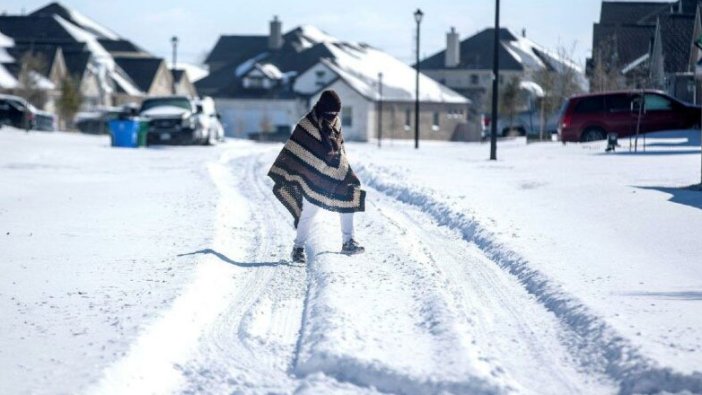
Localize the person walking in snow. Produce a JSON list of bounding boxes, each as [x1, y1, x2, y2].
[[268, 90, 366, 263]]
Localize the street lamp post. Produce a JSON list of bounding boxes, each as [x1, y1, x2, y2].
[[414, 9, 423, 149], [171, 36, 178, 95], [490, 0, 500, 160]]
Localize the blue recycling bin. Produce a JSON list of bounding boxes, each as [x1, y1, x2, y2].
[[109, 119, 140, 148]]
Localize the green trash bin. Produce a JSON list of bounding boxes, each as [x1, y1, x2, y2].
[[138, 119, 149, 147]]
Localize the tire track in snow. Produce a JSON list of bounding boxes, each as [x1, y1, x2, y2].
[[293, 190, 514, 394], [176, 149, 308, 393], [86, 146, 308, 394], [357, 163, 702, 395], [85, 148, 268, 394], [368, 195, 614, 394]]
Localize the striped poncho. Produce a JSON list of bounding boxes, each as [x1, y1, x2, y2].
[[268, 110, 366, 227]]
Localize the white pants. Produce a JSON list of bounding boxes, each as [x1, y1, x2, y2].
[[294, 198, 354, 248]]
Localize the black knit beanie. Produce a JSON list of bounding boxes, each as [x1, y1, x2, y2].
[[316, 90, 341, 114]]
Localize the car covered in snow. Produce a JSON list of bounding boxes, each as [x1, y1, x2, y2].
[[139, 96, 223, 145]]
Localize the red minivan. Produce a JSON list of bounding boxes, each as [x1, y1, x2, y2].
[[558, 90, 700, 142]]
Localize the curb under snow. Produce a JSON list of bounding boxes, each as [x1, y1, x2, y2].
[[356, 164, 702, 395]]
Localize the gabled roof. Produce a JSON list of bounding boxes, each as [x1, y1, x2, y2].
[[592, 23, 656, 66], [113, 56, 164, 92], [197, 29, 337, 98], [198, 24, 469, 103], [7, 45, 61, 75], [203, 35, 268, 65], [419, 28, 523, 71], [0, 15, 78, 43], [657, 13, 695, 72], [680, 0, 702, 14], [30, 2, 120, 40], [62, 51, 91, 78], [421, 27, 583, 74], [98, 38, 148, 55], [599, 1, 672, 25], [171, 69, 185, 83]]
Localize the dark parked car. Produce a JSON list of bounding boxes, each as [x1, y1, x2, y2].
[[0, 93, 56, 131], [558, 90, 700, 142]]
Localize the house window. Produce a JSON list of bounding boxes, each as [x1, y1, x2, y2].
[[470, 74, 479, 85], [405, 108, 411, 130], [342, 106, 353, 127], [432, 112, 440, 131]]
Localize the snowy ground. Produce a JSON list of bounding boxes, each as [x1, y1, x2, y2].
[[1, 126, 701, 395]]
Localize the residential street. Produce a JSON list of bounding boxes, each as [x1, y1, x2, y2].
[[2, 129, 701, 394]]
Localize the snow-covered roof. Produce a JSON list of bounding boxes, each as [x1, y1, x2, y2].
[[0, 47, 13, 63], [167, 61, 209, 83], [54, 15, 111, 60], [235, 52, 269, 77], [61, 5, 120, 40], [622, 53, 650, 74], [30, 70, 56, 90], [0, 64, 18, 89], [295, 24, 339, 49], [321, 42, 468, 103], [50, 13, 142, 96], [519, 81, 544, 97], [256, 63, 283, 80], [0, 30, 14, 47]]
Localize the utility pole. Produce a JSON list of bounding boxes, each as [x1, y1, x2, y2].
[[378, 72, 383, 148], [414, 9, 423, 149], [490, 0, 500, 160]]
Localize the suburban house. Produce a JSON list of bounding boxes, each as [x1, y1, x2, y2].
[[197, 17, 471, 141], [417, 27, 585, 115], [171, 69, 198, 97], [2, 43, 67, 113], [589, 0, 701, 103], [0, 2, 195, 112]]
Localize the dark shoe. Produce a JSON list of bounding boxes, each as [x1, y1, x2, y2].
[[341, 239, 365, 255], [291, 247, 306, 263]]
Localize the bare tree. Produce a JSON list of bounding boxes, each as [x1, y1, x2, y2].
[[533, 45, 586, 139], [16, 52, 49, 109], [499, 76, 522, 134], [589, 37, 625, 92], [57, 76, 83, 131]]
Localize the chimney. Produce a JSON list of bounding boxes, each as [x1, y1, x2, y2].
[[445, 27, 460, 68], [269, 16, 283, 50]]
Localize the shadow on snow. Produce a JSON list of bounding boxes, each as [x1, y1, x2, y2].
[[178, 248, 293, 267], [637, 185, 702, 211]]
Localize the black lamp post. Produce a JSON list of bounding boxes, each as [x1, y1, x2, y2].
[[414, 8, 423, 149], [489, 0, 500, 160], [171, 35, 178, 95]]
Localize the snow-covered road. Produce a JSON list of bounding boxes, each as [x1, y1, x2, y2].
[[91, 146, 616, 394], [2, 129, 701, 394]]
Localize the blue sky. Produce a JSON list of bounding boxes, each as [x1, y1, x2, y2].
[[4, 1, 623, 67]]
